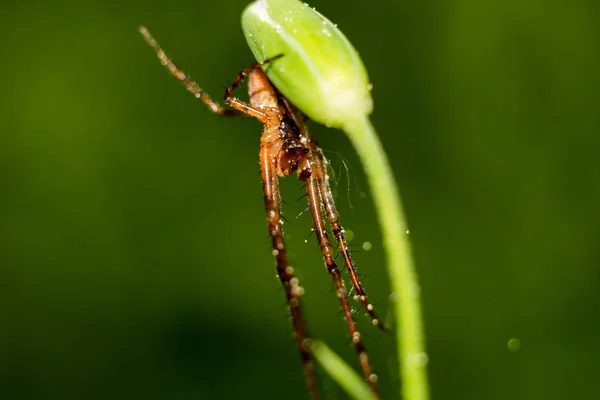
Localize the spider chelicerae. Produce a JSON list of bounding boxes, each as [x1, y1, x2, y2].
[[140, 26, 386, 400]]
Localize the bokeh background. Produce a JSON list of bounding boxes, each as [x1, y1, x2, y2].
[[2, 0, 599, 399]]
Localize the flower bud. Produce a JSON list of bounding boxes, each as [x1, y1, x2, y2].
[[242, 0, 373, 128]]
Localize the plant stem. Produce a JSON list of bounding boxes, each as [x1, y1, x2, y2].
[[343, 117, 430, 400], [311, 341, 378, 400]]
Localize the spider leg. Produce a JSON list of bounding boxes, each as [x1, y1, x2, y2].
[[280, 97, 387, 332], [261, 134, 319, 400], [310, 142, 388, 332], [139, 26, 239, 116], [223, 56, 284, 120], [299, 162, 381, 399]]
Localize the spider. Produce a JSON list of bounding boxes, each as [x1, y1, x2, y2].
[[140, 26, 386, 400]]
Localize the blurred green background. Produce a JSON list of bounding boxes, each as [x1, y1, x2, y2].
[[1, 0, 599, 399]]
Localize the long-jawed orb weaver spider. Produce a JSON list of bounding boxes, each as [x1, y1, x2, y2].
[[140, 26, 386, 400]]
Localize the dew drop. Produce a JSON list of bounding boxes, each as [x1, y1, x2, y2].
[[415, 352, 429, 366], [407, 352, 429, 366], [410, 282, 421, 296], [508, 337, 521, 352], [345, 229, 355, 241], [362, 241, 372, 251]]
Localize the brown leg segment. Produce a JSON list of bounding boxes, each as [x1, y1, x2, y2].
[[300, 163, 381, 399], [140, 26, 284, 122], [139, 26, 239, 116], [310, 143, 387, 332], [260, 138, 319, 400], [223, 57, 284, 121], [281, 93, 386, 332]]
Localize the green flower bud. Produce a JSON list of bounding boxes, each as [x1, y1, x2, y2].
[[241, 0, 373, 129]]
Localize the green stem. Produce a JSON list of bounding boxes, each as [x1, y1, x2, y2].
[[343, 117, 430, 400], [311, 341, 378, 400]]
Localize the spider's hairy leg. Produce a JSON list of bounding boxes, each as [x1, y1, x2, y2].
[[223, 58, 283, 121], [299, 163, 381, 399], [311, 143, 387, 332], [280, 95, 387, 332], [260, 132, 319, 400], [138, 26, 239, 116]]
